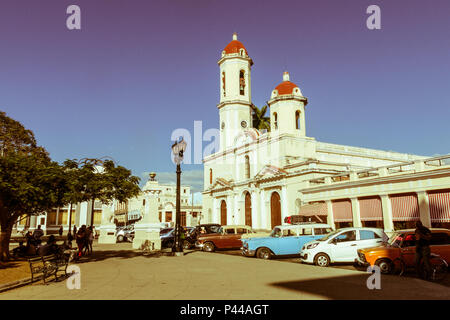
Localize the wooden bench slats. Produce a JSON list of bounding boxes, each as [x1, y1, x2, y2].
[[28, 253, 69, 284]]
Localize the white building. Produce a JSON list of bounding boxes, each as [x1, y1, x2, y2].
[[202, 33, 450, 232]]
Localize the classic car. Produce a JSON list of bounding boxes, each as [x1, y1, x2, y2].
[[356, 228, 450, 273], [241, 223, 332, 259], [300, 227, 387, 267], [195, 225, 254, 252]]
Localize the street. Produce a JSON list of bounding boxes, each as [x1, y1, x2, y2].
[[1, 242, 449, 300]]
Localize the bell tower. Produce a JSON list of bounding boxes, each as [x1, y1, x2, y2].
[[218, 33, 253, 151]]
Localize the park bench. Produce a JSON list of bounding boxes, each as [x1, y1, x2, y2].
[[28, 253, 69, 284]]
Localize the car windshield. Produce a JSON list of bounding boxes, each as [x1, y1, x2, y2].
[[317, 229, 340, 241], [388, 232, 403, 247]]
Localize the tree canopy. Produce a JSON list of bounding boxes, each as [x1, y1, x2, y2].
[[0, 111, 141, 261]]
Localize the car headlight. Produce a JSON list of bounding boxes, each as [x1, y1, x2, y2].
[[306, 243, 319, 249]]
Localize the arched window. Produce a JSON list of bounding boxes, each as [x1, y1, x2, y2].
[[239, 70, 245, 95], [245, 155, 250, 179], [274, 112, 278, 130], [209, 168, 213, 184], [295, 110, 301, 130], [222, 72, 226, 97]]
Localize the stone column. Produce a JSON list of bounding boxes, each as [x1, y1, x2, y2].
[[281, 186, 288, 223], [326, 200, 335, 230], [98, 202, 116, 244], [417, 191, 432, 228], [381, 195, 394, 232], [351, 198, 362, 228], [251, 189, 260, 230], [132, 190, 162, 250]]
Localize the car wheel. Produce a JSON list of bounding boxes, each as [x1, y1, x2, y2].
[[203, 242, 215, 252], [314, 253, 330, 267], [117, 235, 124, 242], [256, 248, 272, 260], [182, 240, 191, 250], [376, 258, 392, 274]]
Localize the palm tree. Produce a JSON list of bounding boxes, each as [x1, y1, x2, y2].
[[252, 104, 270, 131]]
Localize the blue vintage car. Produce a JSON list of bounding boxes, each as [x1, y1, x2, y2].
[[241, 223, 332, 259]]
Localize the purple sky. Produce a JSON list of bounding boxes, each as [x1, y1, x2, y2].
[[1, 0, 450, 192]]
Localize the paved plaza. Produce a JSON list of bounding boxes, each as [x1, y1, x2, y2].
[[1, 242, 449, 300]]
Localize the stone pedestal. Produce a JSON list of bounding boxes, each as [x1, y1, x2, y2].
[[98, 203, 117, 244], [132, 190, 161, 250]]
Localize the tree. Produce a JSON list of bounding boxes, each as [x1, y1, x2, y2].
[[62, 159, 90, 234], [79, 158, 141, 226], [252, 105, 270, 131], [0, 111, 68, 261]]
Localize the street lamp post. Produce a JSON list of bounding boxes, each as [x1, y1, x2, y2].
[[171, 138, 187, 254]]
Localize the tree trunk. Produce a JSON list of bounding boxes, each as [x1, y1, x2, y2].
[[0, 225, 12, 262]]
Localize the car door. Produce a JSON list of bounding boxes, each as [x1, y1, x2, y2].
[[429, 232, 450, 263], [357, 230, 384, 250], [399, 233, 416, 266], [221, 227, 237, 248], [277, 227, 301, 255], [330, 230, 358, 262]]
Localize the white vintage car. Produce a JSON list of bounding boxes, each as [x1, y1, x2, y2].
[[300, 227, 388, 267]]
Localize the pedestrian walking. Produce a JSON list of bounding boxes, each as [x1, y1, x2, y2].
[[88, 226, 94, 254], [73, 225, 77, 236], [58, 225, 63, 236], [75, 225, 87, 258], [415, 221, 432, 279]]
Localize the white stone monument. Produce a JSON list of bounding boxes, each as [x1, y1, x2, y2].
[[132, 174, 162, 250], [98, 202, 117, 244]]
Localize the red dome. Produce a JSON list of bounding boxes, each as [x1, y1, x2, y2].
[[223, 33, 248, 55], [274, 72, 299, 95], [223, 40, 247, 55], [275, 81, 298, 95]]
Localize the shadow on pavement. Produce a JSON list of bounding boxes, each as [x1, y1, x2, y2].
[[73, 250, 163, 264], [74, 248, 198, 264], [269, 273, 450, 300]]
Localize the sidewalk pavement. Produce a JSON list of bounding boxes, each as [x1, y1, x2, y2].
[[1, 242, 449, 300]]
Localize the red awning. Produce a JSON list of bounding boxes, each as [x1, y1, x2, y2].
[[390, 194, 420, 221], [297, 202, 328, 216], [359, 197, 383, 221], [332, 200, 353, 222], [428, 191, 450, 222]]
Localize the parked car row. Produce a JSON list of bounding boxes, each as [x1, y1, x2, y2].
[[125, 220, 450, 275]]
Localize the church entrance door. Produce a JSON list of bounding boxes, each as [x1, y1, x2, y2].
[[245, 192, 252, 227], [220, 200, 227, 225], [270, 192, 281, 229]]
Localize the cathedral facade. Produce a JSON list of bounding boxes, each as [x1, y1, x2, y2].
[[202, 34, 450, 232]]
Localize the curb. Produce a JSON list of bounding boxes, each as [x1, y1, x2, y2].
[[0, 277, 32, 293]]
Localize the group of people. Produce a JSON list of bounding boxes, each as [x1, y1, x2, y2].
[[68, 225, 96, 258], [12, 224, 97, 259], [13, 226, 62, 258]]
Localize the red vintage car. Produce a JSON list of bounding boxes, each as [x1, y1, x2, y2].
[[195, 225, 255, 252]]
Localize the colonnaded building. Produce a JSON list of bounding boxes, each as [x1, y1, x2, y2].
[[202, 33, 450, 232]]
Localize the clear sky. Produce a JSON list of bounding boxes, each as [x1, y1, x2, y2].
[[1, 0, 450, 194]]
